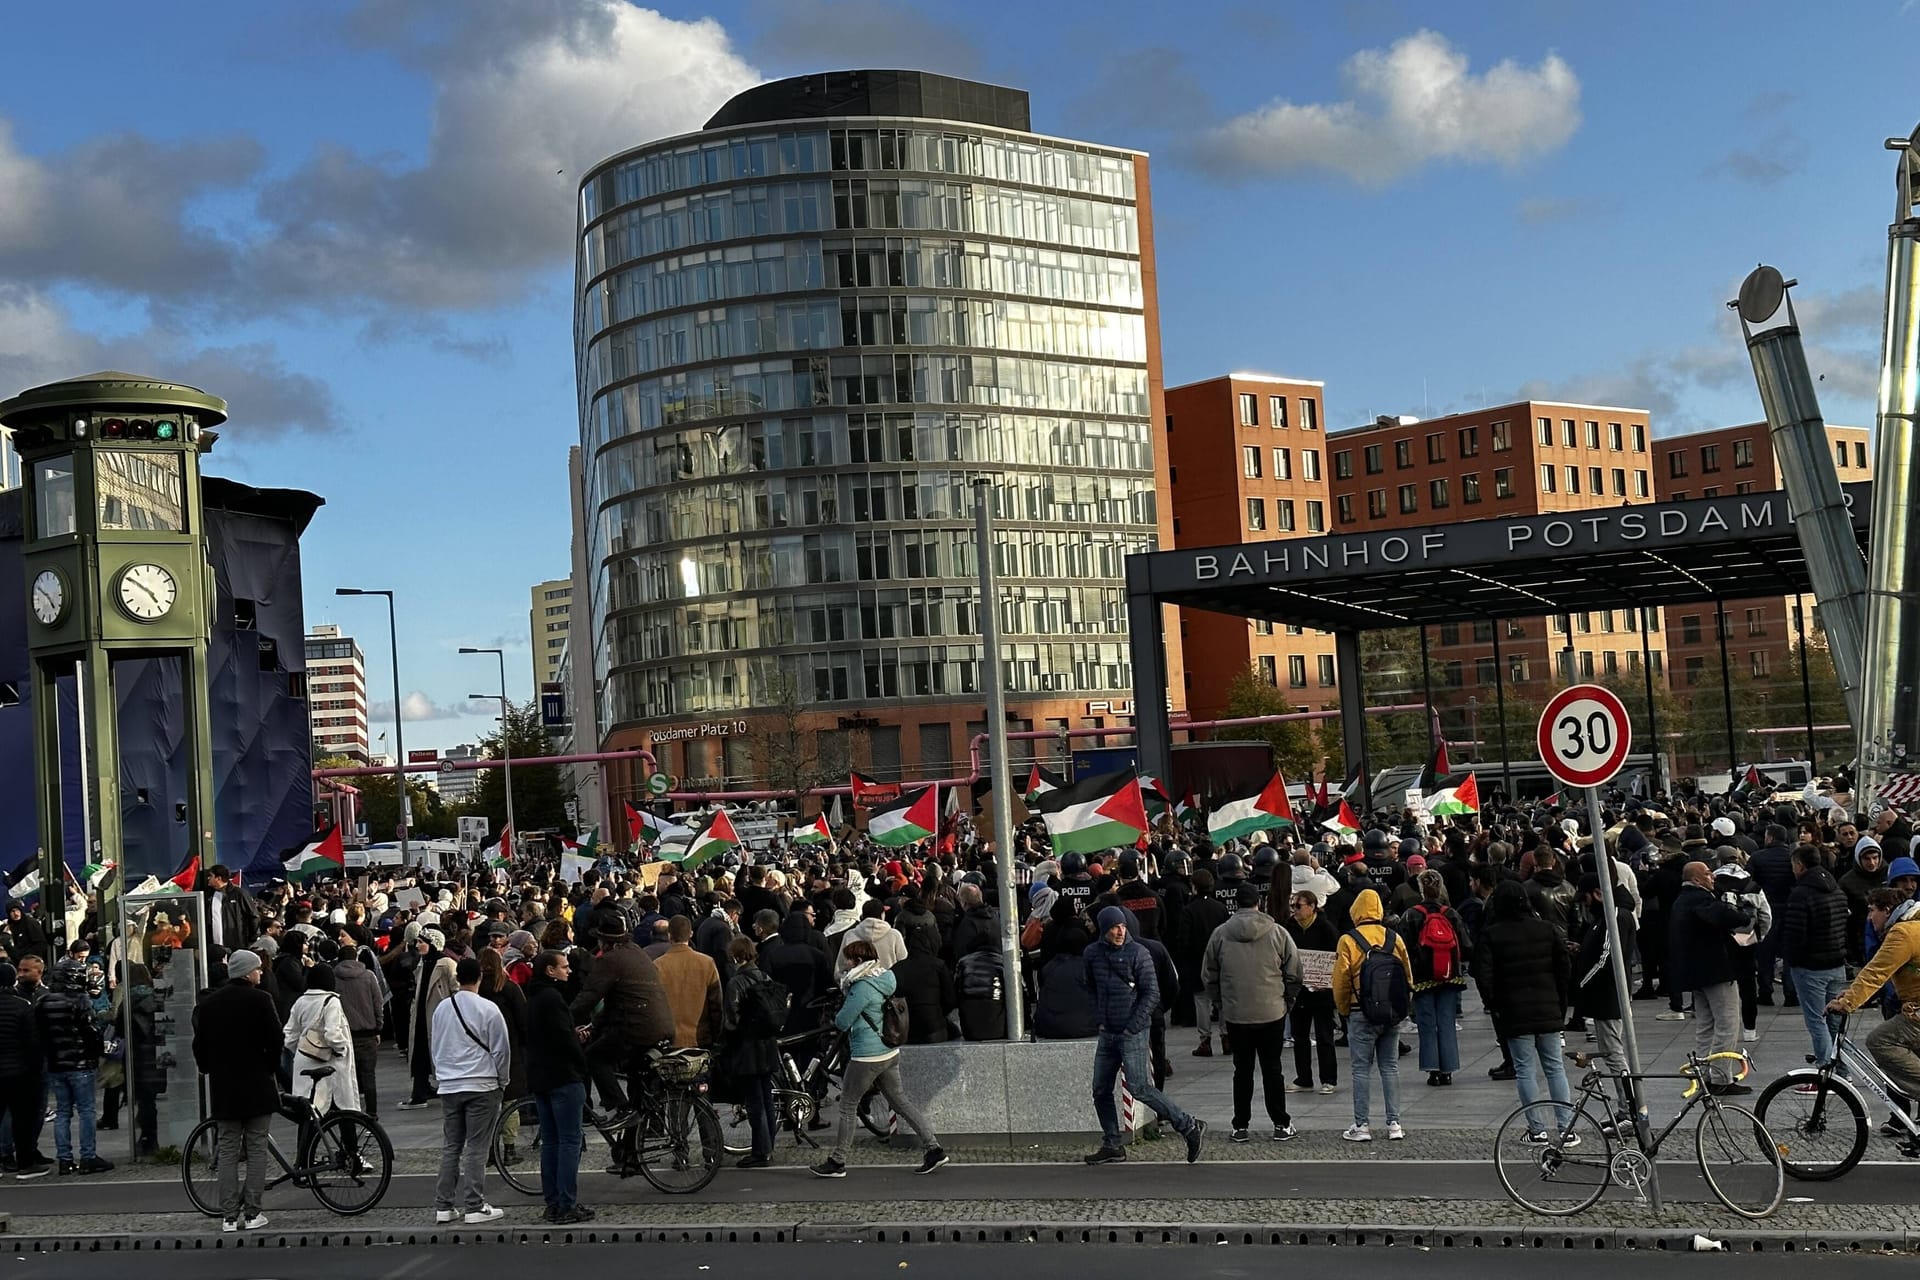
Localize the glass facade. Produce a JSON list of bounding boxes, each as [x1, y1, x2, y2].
[[576, 101, 1158, 735]]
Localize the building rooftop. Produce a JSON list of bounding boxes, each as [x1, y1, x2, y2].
[[704, 70, 1031, 133]]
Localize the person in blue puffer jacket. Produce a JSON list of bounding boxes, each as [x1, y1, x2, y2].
[[1081, 906, 1206, 1166], [809, 939, 946, 1180]]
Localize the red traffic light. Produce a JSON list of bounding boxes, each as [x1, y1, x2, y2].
[[101, 418, 126, 438]]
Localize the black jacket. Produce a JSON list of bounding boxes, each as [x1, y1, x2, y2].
[[1474, 881, 1571, 1035], [888, 947, 956, 1044], [208, 882, 261, 950], [191, 981, 283, 1121], [1666, 882, 1751, 990], [35, 964, 102, 1073], [892, 903, 943, 961], [1749, 843, 1797, 906], [1572, 895, 1635, 1022], [1781, 867, 1849, 970], [759, 915, 832, 1035], [1031, 954, 1099, 1039], [0, 988, 40, 1079], [524, 972, 589, 1094], [945, 905, 999, 968]]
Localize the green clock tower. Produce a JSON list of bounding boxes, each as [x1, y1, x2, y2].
[[1, 372, 226, 941]]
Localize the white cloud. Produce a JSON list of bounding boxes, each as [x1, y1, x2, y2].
[[1191, 30, 1580, 184], [370, 691, 467, 722]]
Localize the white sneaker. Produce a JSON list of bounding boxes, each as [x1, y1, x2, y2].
[[1384, 1122, 1405, 1141], [1341, 1124, 1372, 1142], [221, 1219, 238, 1234], [242, 1213, 270, 1231], [1319, 1083, 1337, 1095], [464, 1204, 504, 1224], [434, 1209, 457, 1224], [1741, 1028, 1759, 1043]]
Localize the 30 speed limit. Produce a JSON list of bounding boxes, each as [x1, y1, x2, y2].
[[1536, 684, 1633, 789]]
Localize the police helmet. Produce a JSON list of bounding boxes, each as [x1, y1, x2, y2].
[[1216, 852, 1244, 879], [1060, 851, 1088, 877], [1362, 828, 1391, 853], [1250, 847, 1280, 878]]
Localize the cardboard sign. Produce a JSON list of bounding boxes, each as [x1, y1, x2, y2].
[[1298, 948, 1335, 992]]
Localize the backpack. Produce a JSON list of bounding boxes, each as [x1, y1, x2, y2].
[[956, 951, 1004, 1001], [864, 993, 910, 1048], [1347, 929, 1411, 1025], [742, 976, 791, 1034], [1409, 906, 1460, 983]]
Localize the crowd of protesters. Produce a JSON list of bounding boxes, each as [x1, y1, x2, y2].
[[4, 765, 1919, 1225]]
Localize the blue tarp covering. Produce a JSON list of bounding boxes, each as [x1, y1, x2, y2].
[[0, 479, 324, 890]]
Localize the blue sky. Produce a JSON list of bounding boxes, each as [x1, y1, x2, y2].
[[0, 0, 1911, 754]]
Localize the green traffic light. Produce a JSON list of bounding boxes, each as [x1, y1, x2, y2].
[[154, 421, 177, 440]]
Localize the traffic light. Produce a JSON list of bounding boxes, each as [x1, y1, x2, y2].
[[98, 417, 176, 441]]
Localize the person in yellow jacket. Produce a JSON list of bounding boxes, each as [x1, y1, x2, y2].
[[1827, 890, 1920, 1141], [1330, 889, 1415, 1142]]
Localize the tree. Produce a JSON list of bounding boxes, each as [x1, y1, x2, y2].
[[1360, 628, 1432, 768], [1770, 636, 1852, 771], [467, 700, 572, 836], [1587, 666, 1685, 782], [750, 669, 838, 803], [348, 771, 456, 842], [1215, 666, 1320, 778]]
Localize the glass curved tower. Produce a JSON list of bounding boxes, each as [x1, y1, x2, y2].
[[575, 70, 1174, 795]]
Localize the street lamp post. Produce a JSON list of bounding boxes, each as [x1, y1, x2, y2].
[[462, 646, 515, 858], [336, 588, 408, 864]]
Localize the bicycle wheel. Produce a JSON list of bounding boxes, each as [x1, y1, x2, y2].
[[180, 1119, 224, 1217], [1492, 1100, 1612, 1216], [493, 1096, 545, 1197], [638, 1090, 724, 1194], [1756, 1071, 1867, 1181], [1696, 1103, 1785, 1219], [858, 1084, 896, 1142], [304, 1111, 393, 1215]]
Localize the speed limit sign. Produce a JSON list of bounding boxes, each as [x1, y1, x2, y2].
[[1537, 684, 1633, 788]]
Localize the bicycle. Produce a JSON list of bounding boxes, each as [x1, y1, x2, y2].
[[182, 1065, 394, 1216], [1756, 1012, 1920, 1179], [1492, 1049, 1785, 1220], [493, 1046, 723, 1196], [718, 997, 894, 1154]]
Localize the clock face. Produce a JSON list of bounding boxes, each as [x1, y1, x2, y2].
[[31, 569, 65, 626], [118, 563, 177, 621]]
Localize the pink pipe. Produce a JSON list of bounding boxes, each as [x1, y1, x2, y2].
[[312, 747, 657, 779]]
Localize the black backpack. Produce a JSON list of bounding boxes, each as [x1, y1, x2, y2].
[[742, 976, 790, 1034], [1347, 929, 1411, 1025], [864, 993, 911, 1048]]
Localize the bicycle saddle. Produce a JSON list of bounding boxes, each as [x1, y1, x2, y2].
[[302, 1065, 336, 1080]]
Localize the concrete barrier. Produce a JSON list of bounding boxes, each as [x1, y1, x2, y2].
[[893, 1038, 1111, 1139]]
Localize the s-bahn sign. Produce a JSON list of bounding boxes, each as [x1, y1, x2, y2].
[[1137, 487, 1865, 594]]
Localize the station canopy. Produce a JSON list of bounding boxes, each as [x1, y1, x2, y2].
[[1128, 483, 1872, 632]]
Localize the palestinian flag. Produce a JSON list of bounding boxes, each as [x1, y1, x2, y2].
[[1034, 768, 1150, 856], [1139, 774, 1173, 819], [160, 853, 200, 895], [850, 772, 901, 807], [1323, 799, 1362, 839], [629, 802, 690, 847], [1429, 773, 1481, 817], [1544, 790, 1563, 808], [284, 822, 346, 883], [8, 864, 42, 902], [868, 786, 939, 848], [1024, 763, 1065, 805], [1208, 772, 1297, 842], [489, 824, 516, 869], [666, 808, 740, 869], [1417, 740, 1453, 793], [794, 813, 833, 846], [82, 861, 115, 891]]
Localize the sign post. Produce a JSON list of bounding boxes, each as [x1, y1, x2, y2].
[[1536, 683, 1659, 1210]]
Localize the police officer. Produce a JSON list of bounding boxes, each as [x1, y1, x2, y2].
[[1213, 851, 1248, 907], [1112, 853, 1164, 940], [1249, 845, 1282, 895], [1056, 852, 1096, 912]]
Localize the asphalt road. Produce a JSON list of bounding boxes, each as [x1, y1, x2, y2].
[[1, 1244, 1912, 1280], [10, 1158, 1920, 1217]]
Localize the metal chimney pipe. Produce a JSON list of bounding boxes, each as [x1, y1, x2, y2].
[[1858, 127, 1920, 798], [1731, 265, 1869, 726]]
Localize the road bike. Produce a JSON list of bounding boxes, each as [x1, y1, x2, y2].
[[182, 1065, 394, 1216], [1755, 1012, 1920, 1179], [1493, 1049, 1784, 1220], [492, 1046, 723, 1195]]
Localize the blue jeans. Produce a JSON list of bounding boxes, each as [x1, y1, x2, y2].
[[1412, 986, 1461, 1072], [1507, 1032, 1572, 1134], [1347, 1018, 1402, 1127], [47, 1071, 96, 1163], [1091, 1029, 1193, 1149], [1791, 965, 1849, 1066], [533, 1082, 586, 1212]]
